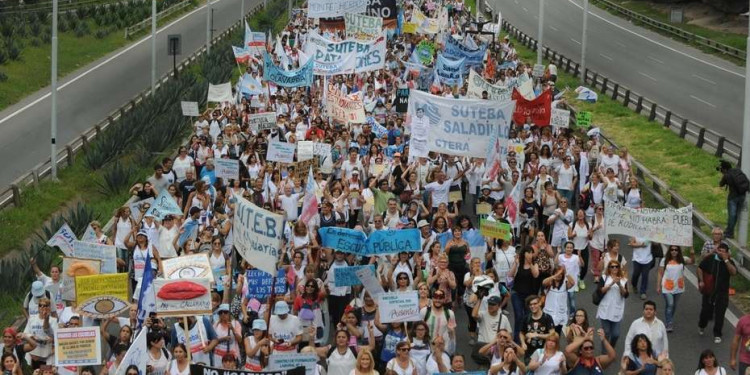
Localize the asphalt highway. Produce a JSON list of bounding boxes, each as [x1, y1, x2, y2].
[[493, 0, 745, 144], [0, 0, 259, 188]]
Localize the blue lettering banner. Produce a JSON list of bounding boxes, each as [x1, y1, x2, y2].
[[263, 52, 314, 88], [334, 265, 376, 287], [318, 228, 422, 255], [245, 269, 287, 300], [443, 35, 487, 68], [304, 30, 386, 75], [435, 55, 465, 86]]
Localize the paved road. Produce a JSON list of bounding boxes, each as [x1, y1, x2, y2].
[[0, 0, 258, 188], [452, 233, 743, 374], [493, 0, 745, 142]]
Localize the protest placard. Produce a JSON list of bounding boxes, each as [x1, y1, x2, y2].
[[162, 253, 214, 281], [355, 266, 385, 297], [297, 141, 314, 161], [377, 291, 421, 323], [268, 353, 319, 375], [207, 82, 233, 103], [154, 278, 212, 316], [234, 197, 285, 275], [467, 70, 513, 102], [263, 53, 314, 88], [576, 111, 592, 127], [334, 265, 377, 287], [181, 101, 200, 117], [290, 157, 318, 181], [366, 0, 397, 18], [604, 202, 693, 246], [214, 158, 240, 181], [395, 88, 409, 113], [479, 219, 512, 240], [476, 203, 492, 216], [533, 64, 545, 77], [326, 85, 366, 124], [267, 141, 296, 163], [318, 227, 368, 253], [248, 112, 278, 132], [345, 13, 383, 40], [551, 108, 571, 128], [308, 0, 367, 17], [512, 88, 552, 126], [62, 257, 101, 301], [415, 40, 436, 65], [443, 34, 487, 67], [46, 223, 77, 257], [190, 364, 306, 375], [305, 30, 386, 75], [245, 269, 287, 300], [55, 327, 101, 366], [73, 240, 117, 274], [407, 90, 514, 158], [366, 229, 421, 254], [313, 142, 332, 157], [75, 273, 130, 318], [129, 198, 154, 222], [145, 190, 184, 220], [435, 55, 465, 86]]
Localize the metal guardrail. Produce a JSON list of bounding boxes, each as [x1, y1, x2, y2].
[[124, 0, 193, 38], [493, 16, 750, 277], [592, 0, 745, 61], [500, 21, 742, 166], [0, 2, 265, 213]]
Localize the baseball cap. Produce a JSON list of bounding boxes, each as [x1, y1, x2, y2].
[[31, 281, 45, 297], [216, 303, 230, 313], [488, 296, 502, 305]]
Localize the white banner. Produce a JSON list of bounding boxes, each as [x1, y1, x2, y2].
[[313, 142, 332, 157], [153, 278, 212, 316], [550, 108, 570, 128], [305, 30, 385, 75], [233, 196, 285, 275], [181, 101, 200, 117], [377, 291, 421, 323], [73, 240, 117, 274], [267, 141, 296, 163], [467, 69, 513, 102], [355, 266, 384, 297], [406, 90, 515, 158], [214, 158, 240, 181], [162, 253, 214, 281], [604, 202, 693, 247], [308, 0, 367, 18], [297, 141, 314, 161], [207, 82, 233, 103], [47, 223, 77, 256], [249, 112, 278, 132], [345, 13, 383, 40], [326, 84, 366, 124]]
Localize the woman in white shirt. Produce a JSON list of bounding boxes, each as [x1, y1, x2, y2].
[[146, 332, 170, 375], [624, 178, 642, 209], [567, 209, 591, 288], [596, 257, 629, 350], [166, 344, 189, 375], [554, 156, 577, 205], [386, 341, 417, 375], [407, 322, 431, 375], [488, 346, 527, 375], [172, 147, 194, 183], [589, 205, 607, 283], [657, 246, 692, 333], [527, 332, 565, 375]]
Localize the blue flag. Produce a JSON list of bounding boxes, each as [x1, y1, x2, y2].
[[136, 251, 155, 330], [241, 74, 264, 96]]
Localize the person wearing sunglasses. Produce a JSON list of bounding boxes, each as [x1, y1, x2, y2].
[[656, 246, 692, 333], [385, 342, 417, 375], [22, 297, 56, 369], [563, 328, 616, 375], [596, 260, 629, 350]]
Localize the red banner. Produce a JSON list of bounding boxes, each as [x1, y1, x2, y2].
[[511, 88, 552, 126]]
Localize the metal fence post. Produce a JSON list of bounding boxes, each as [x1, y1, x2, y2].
[[600, 77, 608, 94], [10, 184, 21, 207], [635, 97, 644, 113], [697, 128, 706, 148], [679, 119, 689, 138], [648, 103, 657, 121], [623, 90, 630, 106], [664, 111, 672, 128], [611, 83, 619, 100], [716, 137, 726, 157]]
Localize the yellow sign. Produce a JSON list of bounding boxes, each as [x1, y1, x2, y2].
[[476, 203, 492, 216], [75, 273, 130, 318], [449, 190, 462, 202], [479, 219, 512, 240], [403, 22, 418, 34], [55, 327, 101, 366]]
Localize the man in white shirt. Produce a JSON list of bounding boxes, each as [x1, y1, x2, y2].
[[147, 164, 171, 194], [424, 170, 465, 211], [471, 296, 512, 365], [598, 145, 620, 176], [622, 301, 668, 358], [23, 297, 57, 367], [629, 236, 653, 300], [341, 148, 364, 180], [276, 185, 303, 221], [268, 301, 303, 353]]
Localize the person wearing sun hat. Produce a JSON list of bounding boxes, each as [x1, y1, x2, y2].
[[23, 281, 51, 319], [243, 319, 270, 371], [132, 229, 161, 285], [269, 301, 302, 353]]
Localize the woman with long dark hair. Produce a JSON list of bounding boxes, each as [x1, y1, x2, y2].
[[622, 334, 659, 375], [509, 246, 540, 342], [293, 278, 326, 346], [657, 245, 692, 333], [694, 349, 726, 375]]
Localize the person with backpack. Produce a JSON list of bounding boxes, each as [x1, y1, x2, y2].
[[718, 160, 749, 239]]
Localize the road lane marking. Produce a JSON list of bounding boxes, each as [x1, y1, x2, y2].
[[522, 7, 528, 12], [615, 41, 626, 48], [0, 0, 226, 126], [690, 95, 717, 108], [549, 25, 559, 31], [599, 53, 613, 61], [566, 0, 744, 78], [692, 74, 716, 85], [570, 38, 581, 45], [638, 71, 658, 82], [647, 55, 664, 64]]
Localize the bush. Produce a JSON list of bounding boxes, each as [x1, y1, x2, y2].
[[66, 13, 79, 30], [30, 19, 42, 35], [74, 22, 90, 37], [0, 72, 7, 82], [0, 48, 7, 65], [30, 38, 41, 47], [7, 43, 20, 61], [41, 32, 51, 44], [97, 161, 138, 196], [95, 28, 110, 39], [59, 19, 69, 32]]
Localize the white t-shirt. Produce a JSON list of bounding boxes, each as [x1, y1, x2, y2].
[[425, 352, 451, 374], [529, 349, 565, 375], [558, 254, 581, 292], [555, 164, 577, 190], [632, 238, 653, 265], [424, 179, 455, 208], [24, 315, 57, 360], [269, 315, 302, 351], [279, 193, 301, 221], [476, 309, 512, 343]]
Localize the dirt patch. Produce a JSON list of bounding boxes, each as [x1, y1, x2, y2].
[[648, 1, 748, 34]]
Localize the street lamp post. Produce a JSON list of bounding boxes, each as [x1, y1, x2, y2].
[[738, 16, 750, 246], [50, 0, 58, 180], [151, 0, 157, 93], [537, 0, 544, 65], [206, 0, 212, 55], [580, 0, 589, 84]]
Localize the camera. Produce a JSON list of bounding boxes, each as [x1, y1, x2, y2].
[[472, 275, 494, 297]]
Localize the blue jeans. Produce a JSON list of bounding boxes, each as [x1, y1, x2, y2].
[[662, 292, 681, 327], [599, 319, 621, 349], [567, 291, 577, 316], [631, 260, 653, 295], [727, 195, 745, 237], [511, 292, 530, 343]]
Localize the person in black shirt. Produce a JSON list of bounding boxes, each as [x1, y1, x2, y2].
[[179, 170, 197, 211], [698, 243, 737, 343], [519, 295, 554, 360]]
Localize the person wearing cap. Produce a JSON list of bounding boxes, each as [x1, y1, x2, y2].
[[418, 219, 436, 253], [171, 316, 219, 366], [213, 303, 242, 366], [23, 281, 52, 319], [472, 292, 512, 363], [268, 301, 303, 353], [141, 210, 159, 245], [132, 229, 161, 286], [243, 319, 270, 371], [23, 297, 56, 369]]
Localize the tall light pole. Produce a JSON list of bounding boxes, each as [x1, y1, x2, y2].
[[206, 0, 212, 55], [50, 0, 58, 180], [241, 0, 244, 22], [580, 0, 589, 84], [536, 0, 544, 65], [151, 0, 157, 93], [288, 0, 292, 22], [738, 17, 750, 246]]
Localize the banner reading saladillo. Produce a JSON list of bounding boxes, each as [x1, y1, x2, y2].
[[233, 196, 285, 275], [326, 84, 366, 124], [345, 13, 383, 40], [308, 0, 367, 18], [406, 90, 515, 158], [512, 88, 552, 126], [604, 202, 693, 246], [190, 364, 306, 375], [305, 30, 386, 75], [467, 69, 513, 102], [444, 35, 487, 68], [263, 53, 314, 88]]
